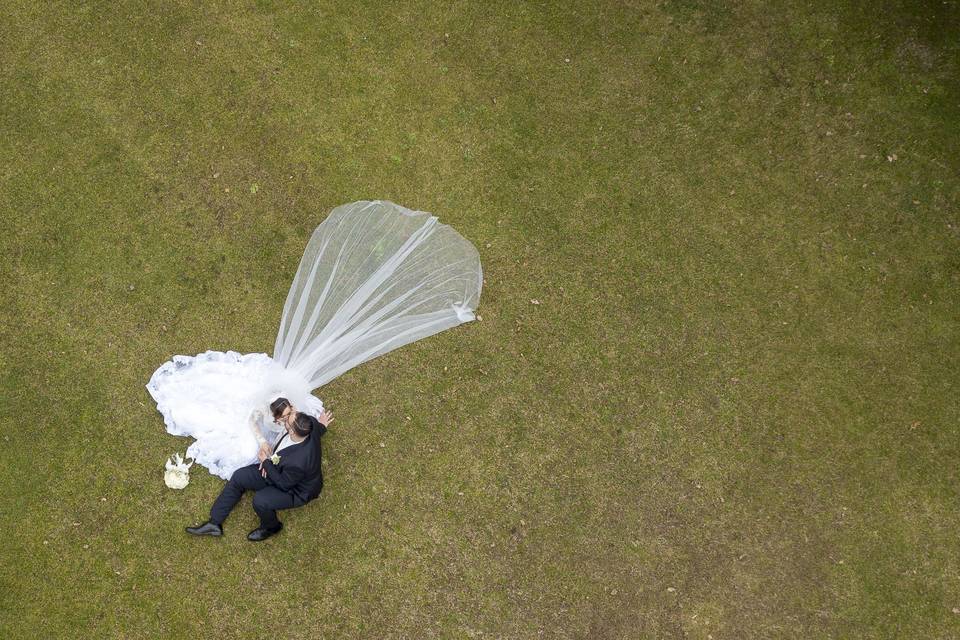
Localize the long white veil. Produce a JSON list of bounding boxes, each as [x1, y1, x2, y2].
[[147, 200, 482, 479], [274, 200, 482, 389]]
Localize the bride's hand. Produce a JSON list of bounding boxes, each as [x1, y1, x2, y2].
[[318, 409, 334, 427]]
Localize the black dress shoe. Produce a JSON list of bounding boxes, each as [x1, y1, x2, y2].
[[247, 523, 283, 541], [186, 521, 223, 537]]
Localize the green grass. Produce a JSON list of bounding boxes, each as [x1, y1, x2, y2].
[[1, 0, 958, 637]]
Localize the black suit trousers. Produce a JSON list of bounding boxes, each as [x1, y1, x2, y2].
[[209, 463, 307, 530]]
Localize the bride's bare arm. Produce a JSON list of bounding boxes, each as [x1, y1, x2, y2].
[[248, 408, 268, 445]]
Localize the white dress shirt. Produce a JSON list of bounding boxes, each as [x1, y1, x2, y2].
[[274, 432, 304, 453]]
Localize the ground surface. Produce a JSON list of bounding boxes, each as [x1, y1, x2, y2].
[[1, 1, 959, 638]]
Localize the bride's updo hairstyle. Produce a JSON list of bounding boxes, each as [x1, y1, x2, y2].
[[270, 397, 291, 419], [291, 413, 314, 438]]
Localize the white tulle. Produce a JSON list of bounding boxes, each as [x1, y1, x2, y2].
[[274, 200, 482, 388], [147, 201, 482, 480]]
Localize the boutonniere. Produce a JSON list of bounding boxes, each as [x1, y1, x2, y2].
[[270, 453, 281, 465]]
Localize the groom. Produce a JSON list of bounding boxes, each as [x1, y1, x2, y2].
[[186, 397, 333, 541]]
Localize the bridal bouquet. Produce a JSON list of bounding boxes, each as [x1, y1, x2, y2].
[[164, 452, 194, 489]]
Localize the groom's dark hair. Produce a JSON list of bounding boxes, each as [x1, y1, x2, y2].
[[291, 413, 314, 438], [270, 397, 291, 419]]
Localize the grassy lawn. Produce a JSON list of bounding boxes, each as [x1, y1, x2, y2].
[[2, 0, 958, 637]]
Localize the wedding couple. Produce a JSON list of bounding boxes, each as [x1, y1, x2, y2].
[[186, 397, 334, 541], [150, 202, 482, 543]]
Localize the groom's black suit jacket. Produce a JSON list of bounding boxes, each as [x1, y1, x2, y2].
[[261, 414, 327, 502]]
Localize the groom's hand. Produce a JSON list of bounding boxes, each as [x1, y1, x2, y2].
[[318, 409, 334, 427]]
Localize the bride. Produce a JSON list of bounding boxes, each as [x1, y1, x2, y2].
[[147, 200, 482, 479]]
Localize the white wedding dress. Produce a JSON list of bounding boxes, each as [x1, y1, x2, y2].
[[147, 200, 482, 479]]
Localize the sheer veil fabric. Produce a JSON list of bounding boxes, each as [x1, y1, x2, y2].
[[147, 200, 483, 479]]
